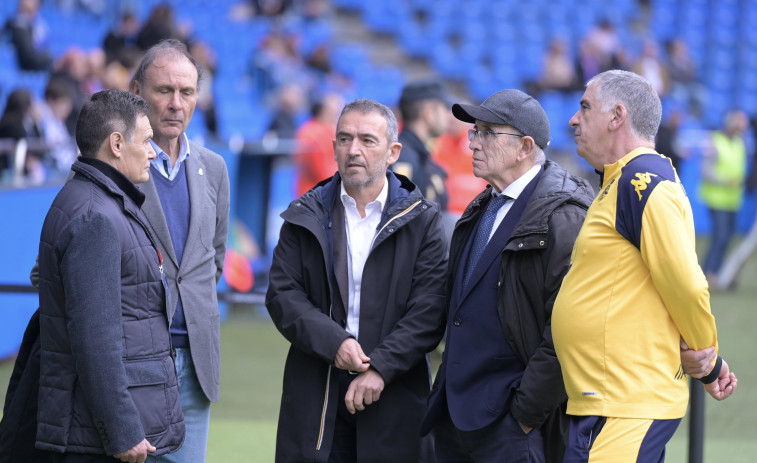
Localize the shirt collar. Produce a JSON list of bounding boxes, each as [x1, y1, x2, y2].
[[493, 164, 542, 200], [604, 147, 659, 180], [340, 177, 389, 213], [149, 133, 191, 175]]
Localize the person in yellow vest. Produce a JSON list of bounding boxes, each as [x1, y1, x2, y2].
[[700, 110, 749, 286]]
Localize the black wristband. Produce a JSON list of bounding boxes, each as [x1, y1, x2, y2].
[[697, 355, 723, 384]]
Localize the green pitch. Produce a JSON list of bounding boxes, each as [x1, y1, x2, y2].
[[2, 247, 756, 462]]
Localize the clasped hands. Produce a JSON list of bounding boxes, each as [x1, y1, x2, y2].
[[335, 338, 385, 414], [680, 339, 738, 400]]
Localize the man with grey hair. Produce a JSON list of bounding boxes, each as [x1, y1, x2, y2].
[[420, 88, 594, 462], [129, 38, 230, 463], [266, 98, 447, 462], [553, 70, 737, 461]]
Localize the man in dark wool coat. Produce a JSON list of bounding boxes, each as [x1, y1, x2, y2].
[[266, 98, 448, 463]]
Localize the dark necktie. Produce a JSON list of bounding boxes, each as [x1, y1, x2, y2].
[[463, 194, 510, 289]]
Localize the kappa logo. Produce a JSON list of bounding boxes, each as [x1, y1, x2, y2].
[[630, 172, 658, 200]]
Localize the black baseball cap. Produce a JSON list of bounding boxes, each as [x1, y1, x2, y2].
[[452, 89, 551, 149]]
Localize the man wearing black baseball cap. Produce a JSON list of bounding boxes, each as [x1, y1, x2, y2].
[[392, 79, 451, 212], [421, 89, 595, 462]]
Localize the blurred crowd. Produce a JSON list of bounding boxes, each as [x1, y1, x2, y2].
[[530, 19, 707, 120], [0, 0, 754, 230]]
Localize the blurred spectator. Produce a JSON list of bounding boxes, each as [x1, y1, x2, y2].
[[700, 110, 750, 285], [539, 38, 577, 93], [3, 0, 52, 71], [51, 47, 90, 134], [0, 88, 43, 183], [36, 77, 77, 176], [265, 82, 305, 139], [101, 58, 131, 91], [431, 110, 488, 216], [633, 39, 669, 96], [294, 92, 343, 196], [189, 40, 219, 137], [583, 19, 622, 71], [103, 12, 140, 65], [249, 30, 308, 102], [392, 80, 451, 211], [83, 48, 106, 94], [136, 3, 188, 51], [229, 0, 293, 20], [665, 38, 707, 117], [575, 40, 602, 84], [655, 108, 685, 171]]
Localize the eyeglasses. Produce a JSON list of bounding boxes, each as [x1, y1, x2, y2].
[[468, 129, 524, 143]]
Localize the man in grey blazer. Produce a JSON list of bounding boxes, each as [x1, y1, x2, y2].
[[130, 39, 230, 463]]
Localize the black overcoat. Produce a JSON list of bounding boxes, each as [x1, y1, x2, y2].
[[266, 171, 448, 462]]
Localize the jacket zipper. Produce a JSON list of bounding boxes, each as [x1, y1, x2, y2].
[[316, 364, 332, 450], [370, 200, 422, 249]]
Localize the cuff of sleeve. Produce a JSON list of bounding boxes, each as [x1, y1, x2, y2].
[[697, 356, 722, 384]]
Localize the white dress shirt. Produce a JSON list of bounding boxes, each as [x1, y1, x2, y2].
[[487, 164, 542, 243], [340, 180, 389, 339]]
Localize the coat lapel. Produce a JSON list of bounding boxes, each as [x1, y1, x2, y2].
[[183, 149, 205, 271], [140, 174, 178, 266], [330, 196, 349, 325], [455, 167, 544, 305]]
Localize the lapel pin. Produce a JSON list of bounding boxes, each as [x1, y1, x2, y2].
[[198, 168, 204, 176]]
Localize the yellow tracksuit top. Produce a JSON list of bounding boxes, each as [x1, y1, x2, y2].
[[553, 148, 718, 420]]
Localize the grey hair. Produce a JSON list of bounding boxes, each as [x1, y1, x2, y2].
[[587, 70, 662, 142], [130, 38, 203, 92], [503, 125, 546, 164], [532, 145, 546, 164], [338, 99, 399, 144]]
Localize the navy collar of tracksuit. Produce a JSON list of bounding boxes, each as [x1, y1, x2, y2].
[[74, 156, 146, 207]]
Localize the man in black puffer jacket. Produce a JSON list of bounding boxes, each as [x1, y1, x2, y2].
[[36, 89, 184, 462]]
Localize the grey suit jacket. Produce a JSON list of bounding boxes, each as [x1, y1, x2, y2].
[[138, 140, 230, 402]]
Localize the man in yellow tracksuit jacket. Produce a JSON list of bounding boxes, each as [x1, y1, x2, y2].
[[553, 70, 738, 463]]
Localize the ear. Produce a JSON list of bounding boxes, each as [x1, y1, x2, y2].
[[109, 132, 125, 158], [609, 104, 627, 131], [517, 136, 535, 162], [130, 81, 141, 95], [386, 142, 402, 166]]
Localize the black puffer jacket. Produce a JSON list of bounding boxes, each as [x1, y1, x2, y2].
[[36, 157, 184, 456], [447, 160, 594, 462]]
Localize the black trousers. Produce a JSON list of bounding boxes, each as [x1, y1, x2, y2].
[[327, 371, 357, 463], [433, 407, 544, 463]]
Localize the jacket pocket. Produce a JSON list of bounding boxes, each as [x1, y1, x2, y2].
[[123, 358, 171, 436]]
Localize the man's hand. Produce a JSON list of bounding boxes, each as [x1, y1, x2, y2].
[[334, 338, 370, 373], [680, 338, 717, 378], [113, 438, 155, 463], [345, 368, 385, 414], [703, 359, 738, 401]]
